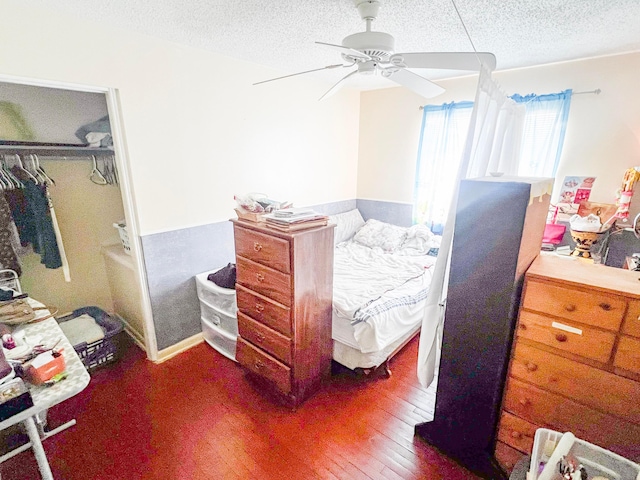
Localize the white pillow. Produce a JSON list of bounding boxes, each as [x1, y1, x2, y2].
[[328, 209, 365, 244], [352, 219, 407, 252], [396, 224, 441, 256]]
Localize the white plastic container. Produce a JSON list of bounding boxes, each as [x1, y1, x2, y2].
[[195, 270, 237, 316], [199, 299, 238, 336], [201, 316, 237, 361], [113, 222, 131, 255], [529, 428, 640, 480]]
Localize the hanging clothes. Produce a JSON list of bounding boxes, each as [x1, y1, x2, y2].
[[0, 196, 22, 275], [6, 168, 62, 270]]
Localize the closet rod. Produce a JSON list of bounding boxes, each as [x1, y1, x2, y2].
[[0, 146, 114, 157]]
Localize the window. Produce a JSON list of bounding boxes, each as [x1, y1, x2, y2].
[[413, 90, 572, 230], [511, 90, 573, 177], [413, 101, 473, 233]]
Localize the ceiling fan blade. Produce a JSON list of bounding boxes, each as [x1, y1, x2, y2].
[[315, 41, 371, 61], [254, 64, 347, 85], [319, 69, 359, 101], [386, 68, 445, 99], [390, 52, 497, 72]]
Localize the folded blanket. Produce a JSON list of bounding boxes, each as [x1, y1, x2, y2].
[[59, 314, 105, 346]]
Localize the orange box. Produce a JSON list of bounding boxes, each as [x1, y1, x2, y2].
[[26, 351, 66, 385]]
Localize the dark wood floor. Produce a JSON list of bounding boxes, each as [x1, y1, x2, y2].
[[1, 334, 478, 479]]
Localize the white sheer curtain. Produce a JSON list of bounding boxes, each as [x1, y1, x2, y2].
[[417, 66, 526, 387]]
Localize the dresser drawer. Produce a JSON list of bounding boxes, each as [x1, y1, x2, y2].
[[614, 336, 640, 375], [236, 338, 291, 395], [523, 280, 625, 331], [517, 311, 616, 363], [494, 441, 523, 474], [497, 412, 538, 454], [622, 300, 640, 338], [236, 256, 291, 307], [238, 312, 292, 365], [511, 342, 640, 424], [236, 284, 291, 336], [502, 377, 640, 460], [234, 226, 290, 273]]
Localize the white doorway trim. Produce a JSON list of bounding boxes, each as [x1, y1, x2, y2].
[[0, 73, 159, 361]]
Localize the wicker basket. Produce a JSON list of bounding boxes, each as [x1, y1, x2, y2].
[[57, 307, 123, 370]]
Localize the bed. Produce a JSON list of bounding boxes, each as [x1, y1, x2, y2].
[[327, 210, 440, 377]]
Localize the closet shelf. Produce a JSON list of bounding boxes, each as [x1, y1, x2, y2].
[[0, 143, 114, 157]]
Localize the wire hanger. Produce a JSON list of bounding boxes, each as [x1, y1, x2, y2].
[[28, 154, 46, 184], [32, 154, 55, 185], [89, 155, 108, 185], [15, 154, 39, 184], [2, 156, 23, 189]]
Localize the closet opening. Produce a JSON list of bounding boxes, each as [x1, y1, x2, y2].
[[0, 76, 156, 360]]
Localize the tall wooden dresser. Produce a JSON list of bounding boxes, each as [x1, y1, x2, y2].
[[231, 219, 334, 408], [495, 254, 640, 472]]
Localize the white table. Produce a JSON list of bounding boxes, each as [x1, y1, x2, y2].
[[0, 305, 90, 480]]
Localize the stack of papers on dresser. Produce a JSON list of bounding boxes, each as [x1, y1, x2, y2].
[[264, 208, 328, 232]]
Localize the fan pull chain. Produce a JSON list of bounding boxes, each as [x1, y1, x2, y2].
[[451, 0, 478, 54]]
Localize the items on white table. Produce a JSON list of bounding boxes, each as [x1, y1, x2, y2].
[[0, 377, 33, 421], [25, 350, 66, 386]]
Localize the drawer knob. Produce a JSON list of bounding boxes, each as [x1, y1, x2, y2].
[[525, 362, 538, 372], [256, 273, 265, 282], [255, 360, 265, 370], [599, 302, 611, 311], [519, 323, 527, 331], [255, 332, 265, 342], [255, 303, 265, 313], [555, 333, 568, 343], [564, 304, 576, 312], [511, 431, 523, 440], [519, 398, 531, 407], [253, 242, 262, 252], [212, 316, 221, 326]]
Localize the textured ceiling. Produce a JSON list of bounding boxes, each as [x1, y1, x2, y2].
[[26, 0, 640, 90]]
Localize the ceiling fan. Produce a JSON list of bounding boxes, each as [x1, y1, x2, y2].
[[254, 0, 497, 100]]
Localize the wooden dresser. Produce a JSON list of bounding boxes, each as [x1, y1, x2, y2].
[[495, 254, 640, 472], [231, 219, 334, 408]]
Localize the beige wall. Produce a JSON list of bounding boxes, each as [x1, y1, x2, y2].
[[0, 1, 360, 236], [19, 158, 125, 314], [358, 52, 640, 220]]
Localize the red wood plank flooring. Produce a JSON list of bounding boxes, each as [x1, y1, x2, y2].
[[1, 335, 478, 479]]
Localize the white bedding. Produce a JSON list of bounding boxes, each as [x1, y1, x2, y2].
[[332, 241, 436, 353]]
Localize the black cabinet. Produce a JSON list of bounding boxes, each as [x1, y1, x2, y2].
[[415, 177, 551, 479]]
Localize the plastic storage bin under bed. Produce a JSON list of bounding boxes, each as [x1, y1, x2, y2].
[[57, 306, 123, 371]]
